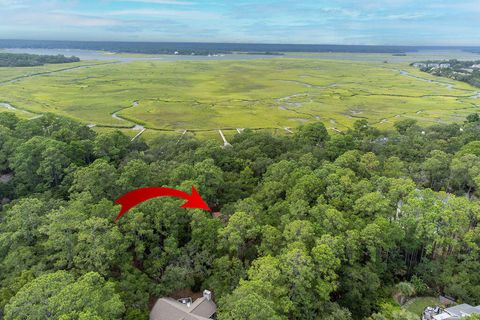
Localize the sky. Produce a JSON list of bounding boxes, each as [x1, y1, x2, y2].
[[0, 0, 479, 45]]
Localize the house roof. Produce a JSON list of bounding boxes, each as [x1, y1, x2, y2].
[[189, 297, 216, 318], [433, 314, 456, 320], [444, 304, 480, 317], [150, 297, 216, 320]]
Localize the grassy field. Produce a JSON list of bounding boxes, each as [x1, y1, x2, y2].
[[404, 297, 440, 316], [1, 57, 479, 140]]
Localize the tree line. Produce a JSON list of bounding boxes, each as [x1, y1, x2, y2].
[[415, 59, 480, 88], [0, 112, 480, 319], [0, 53, 80, 67]]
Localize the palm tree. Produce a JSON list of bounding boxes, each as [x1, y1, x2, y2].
[[396, 282, 416, 305]]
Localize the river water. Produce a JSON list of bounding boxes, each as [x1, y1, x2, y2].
[[2, 48, 282, 62], [0, 102, 16, 110], [3, 48, 480, 63]]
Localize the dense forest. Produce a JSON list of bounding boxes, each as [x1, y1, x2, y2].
[[0, 53, 80, 67], [1, 112, 480, 319]]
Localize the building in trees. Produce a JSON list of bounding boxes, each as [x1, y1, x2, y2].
[[150, 290, 216, 320], [423, 303, 480, 320]]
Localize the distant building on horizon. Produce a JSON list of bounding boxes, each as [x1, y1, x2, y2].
[[412, 62, 450, 69], [413, 62, 427, 68]]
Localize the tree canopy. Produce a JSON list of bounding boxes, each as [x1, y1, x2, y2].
[[1, 112, 480, 319], [0, 53, 80, 67]]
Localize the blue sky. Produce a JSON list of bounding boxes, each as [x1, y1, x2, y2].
[[0, 0, 479, 45]]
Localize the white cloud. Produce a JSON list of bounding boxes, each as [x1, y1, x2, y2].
[[428, 1, 480, 14], [107, 8, 221, 19], [319, 7, 362, 18], [0, 12, 120, 27], [115, 0, 194, 5], [0, 0, 29, 8], [0, 0, 21, 4], [383, 13, 427, 20]]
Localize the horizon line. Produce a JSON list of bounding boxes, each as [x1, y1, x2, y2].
[[1, 38, 480, 48]]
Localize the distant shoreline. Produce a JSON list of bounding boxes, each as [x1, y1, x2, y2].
[[1, 39, 480, 56]]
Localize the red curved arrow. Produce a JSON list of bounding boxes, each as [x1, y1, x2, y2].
[[114, 186, 211, 222]]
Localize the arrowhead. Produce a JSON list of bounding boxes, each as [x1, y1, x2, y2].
[[181, 186, 212, 212]]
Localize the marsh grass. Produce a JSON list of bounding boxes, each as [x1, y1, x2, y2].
[[1, 58, 478, 136]]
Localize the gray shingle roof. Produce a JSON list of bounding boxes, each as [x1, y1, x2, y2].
[[150, 297, 216, 320], [444, 304, 480, 317]]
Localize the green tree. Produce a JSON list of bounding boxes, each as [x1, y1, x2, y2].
[[218, 212, 259, 259], [338, 265, 381, 318], [279, 244, 316, 319], [10, 137, 72, 194], [382, 156, 405, 178], [4, 271, 125, 320], [258, 225, 283, 256], [353, 192, 390, 219], [283, 220, 315, 248], [4, 271, 73, 320], [116, 159, 152, 193], [218, 287, 287, 320], [93, 130, 130, 161], [422, 150, 451, 190], [0, 112, 19, 130], [47, 272, 125, 319], [0, 125, 13, 171], [295, 122, 330, 146], [205, 256, 246, 298], [450, 154, 480, 197], [40, 199, 128, 274], [312, 243, 341, 300], [395, 282, 416, 305], [69, 159, 119, 201], [457, 141, 480, 157], [394, 119, 419, 134]]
